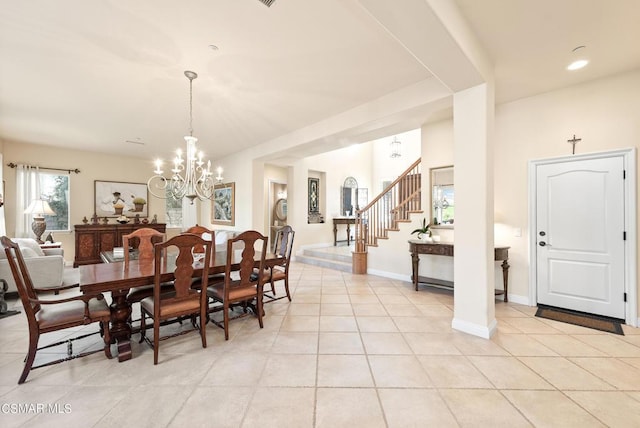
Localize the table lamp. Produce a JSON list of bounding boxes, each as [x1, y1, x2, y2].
[[24, 199, 56, 243]]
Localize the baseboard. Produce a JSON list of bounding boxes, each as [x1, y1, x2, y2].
[[451, 317, 497, 339], [504, 293, 530, 306], [365, 268, 410, 282]]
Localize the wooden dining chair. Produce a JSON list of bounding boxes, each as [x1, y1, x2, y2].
[[206, 230, 268, 340], [1, 236, 112, 384], [263, 225, 295, 302], [139, 233, 212, 364], [183, 225, 225, 289], [124, 228, 168, 305]]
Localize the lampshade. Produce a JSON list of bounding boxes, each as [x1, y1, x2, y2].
[[24, 199, 55, 216]]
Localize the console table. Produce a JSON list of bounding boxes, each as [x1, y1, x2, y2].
[[408, 240, 510, 301], [73, 223, 166, 267], [333, 217, 356, 246]]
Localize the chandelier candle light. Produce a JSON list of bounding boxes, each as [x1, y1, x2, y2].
[[148, 70, 223, 204]]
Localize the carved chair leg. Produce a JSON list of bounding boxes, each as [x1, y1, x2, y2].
[[102, 321, 113, 359], [284, 277, 291, 301], [139, 310, 147, 344], [153, 316, 160, 365]]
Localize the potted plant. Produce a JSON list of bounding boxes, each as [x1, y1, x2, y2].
[[132, 197, 146, 212], [113, 201, 125, 215], [411, 218, 432, 241]]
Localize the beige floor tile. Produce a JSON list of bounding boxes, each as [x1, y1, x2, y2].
[[348, 294, 380, 303], [201, 352, 268, 386], [317, 355, 374, 387], [320, 294, 350, 304], [452, 332, 509, 356], [242, 387, 315, 428], [383, 304, 424, 317], [440, 389, 533, 427], [259, 354, 317, 387], [356, 316, 399, 332], [404, 332, 462, 355], [361, 332, 412, 354], [271, 332, 318, 354], [418, 355, 493, 388], [315, 388, 386, 428], [169, 386, 253, 428], [318, 332, 364, 354], [569, 357, 640, 390], [566, 391, 640, 427], [93, 385, 191, 428], [0, 385, 73, 428], [467, 356, 554, 390], [320, 303, 353, 316], [502, 390, 606, 427], [573, 334, 640, 357], [319, 315, 358, 332], [376, 294, 411, 304], [368, 355, 432, 387], [493, 333, 558, 356], [392, 316, 451, 333], [415, 304, 454, 317], [288, 303, 320, 316], [529, 334, 607, 357], [291, 294, 322, 303], [351, 303, 387, 316], [519, 356, 615, 390], [372, 286, 403, 295], [280, 315, 319, 332], [378, 388, 458, 428], [620, 357, 640, 370]]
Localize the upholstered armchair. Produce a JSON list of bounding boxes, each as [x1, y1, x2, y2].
[[0, 238, 68, 294]]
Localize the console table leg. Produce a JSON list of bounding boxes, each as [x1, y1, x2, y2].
[[411, 251, 419, 291], [346, 223, 351, 246], [333, 224, 338, 246], [501, 260, 510, 302]]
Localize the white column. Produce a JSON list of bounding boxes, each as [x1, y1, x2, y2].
[[452, 82, 496, 338]]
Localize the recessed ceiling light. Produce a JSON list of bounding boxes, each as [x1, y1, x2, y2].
[[567, 59, 589, 71], [567, 45, 588, 71]]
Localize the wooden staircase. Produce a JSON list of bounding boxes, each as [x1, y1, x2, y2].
[[354, 158, 422, 257]]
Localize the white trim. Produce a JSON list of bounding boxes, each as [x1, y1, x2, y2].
[[528, 148, 637, 327], [451, 317, 497, 339], [504, 293, 529, 306]]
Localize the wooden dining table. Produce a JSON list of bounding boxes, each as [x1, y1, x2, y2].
[[80, 249, 284, 362]]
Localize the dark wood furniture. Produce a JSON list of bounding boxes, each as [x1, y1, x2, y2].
[[79, 248, 285, 362], [263, 225, 295, 302], [207, 231, 268, 340], [140, 234, 211, 364], [73, 223, 166, 267], [408, 240, 510, 301], [333, 217, 355, 246], [1, 236, 112, 384]]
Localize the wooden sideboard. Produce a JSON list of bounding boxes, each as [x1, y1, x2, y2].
[[408, 240, 510, 301], [73, 223, 166, 267]]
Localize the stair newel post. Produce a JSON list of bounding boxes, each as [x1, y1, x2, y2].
[[352, 210, 367, 274]]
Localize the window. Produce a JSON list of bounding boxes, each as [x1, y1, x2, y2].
[[40, 172, 70, 231], [165, 189, 183, 228]]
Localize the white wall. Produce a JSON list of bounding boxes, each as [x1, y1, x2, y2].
[[421, 69, 640, 304]]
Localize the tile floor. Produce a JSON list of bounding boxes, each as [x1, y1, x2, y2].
[[1, 262, 640, 427]]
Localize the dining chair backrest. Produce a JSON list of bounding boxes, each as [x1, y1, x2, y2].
[[122, 228, 165, 265], [153, 233, 212, 304], [223, 230, 268, 299], [184, 224, 214, 254], [273, 225, 295, 262], [1, 236, 40, 323]]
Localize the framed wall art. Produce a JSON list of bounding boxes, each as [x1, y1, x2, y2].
[[308, 177, 319, 213], [211, 182, 235, 226], [94, 180, 148, 218]]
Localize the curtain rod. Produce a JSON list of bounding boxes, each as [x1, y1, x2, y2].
[[7, 162, 81, 174]]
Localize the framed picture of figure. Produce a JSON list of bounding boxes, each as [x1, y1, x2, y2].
[[211, 182, 235, 226]]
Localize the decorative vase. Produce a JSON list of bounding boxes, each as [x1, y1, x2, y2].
[[134, 203, 145, 212], [114, 207, 124, 215]]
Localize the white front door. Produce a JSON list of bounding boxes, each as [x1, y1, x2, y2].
[[536, 156, 625, 319]]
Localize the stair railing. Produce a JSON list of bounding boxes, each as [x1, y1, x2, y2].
[[354, 158, 422, 252]]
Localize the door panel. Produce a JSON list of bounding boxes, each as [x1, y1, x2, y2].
[[536, 156, 625, 318]]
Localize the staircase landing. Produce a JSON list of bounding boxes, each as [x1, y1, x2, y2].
[[295, 244, 353, 272]]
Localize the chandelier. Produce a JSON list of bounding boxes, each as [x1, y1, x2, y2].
[[147, 70, 223, 204]]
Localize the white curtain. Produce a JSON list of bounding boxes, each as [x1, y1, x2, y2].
[[15, 164, 40, 238]]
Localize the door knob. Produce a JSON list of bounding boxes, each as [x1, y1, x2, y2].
[[539, 241, 546, 247]]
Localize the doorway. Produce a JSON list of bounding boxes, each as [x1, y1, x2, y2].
[[529, 149, 637, 326]]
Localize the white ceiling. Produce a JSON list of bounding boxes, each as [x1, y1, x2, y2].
[[1, 0, 639, 163]]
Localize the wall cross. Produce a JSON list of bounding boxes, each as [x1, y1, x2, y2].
[[567, 134, 582, 154]]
